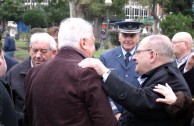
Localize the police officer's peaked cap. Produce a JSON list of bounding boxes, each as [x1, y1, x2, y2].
[[114, 21, 144, 34]]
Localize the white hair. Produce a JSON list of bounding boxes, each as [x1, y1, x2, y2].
[[58, 18, 93, 49], [30, 32, 57, 50]]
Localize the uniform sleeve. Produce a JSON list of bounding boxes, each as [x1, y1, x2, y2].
[[79, 68, 117, 126], [100, 54, 120, 114]]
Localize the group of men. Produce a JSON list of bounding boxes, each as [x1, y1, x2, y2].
[[0, 17, 194, 126]]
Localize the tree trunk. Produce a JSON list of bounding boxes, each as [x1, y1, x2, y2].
[[68, 0, 86, 18], [69, 0, 78, 17], [93, 16, 103, 42], [76, 4, 86, 18], [151, 0, 159, 34]]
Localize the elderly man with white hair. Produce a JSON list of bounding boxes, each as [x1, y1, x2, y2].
[[172, 32, 194, 96], [5, 32, 57, 126]]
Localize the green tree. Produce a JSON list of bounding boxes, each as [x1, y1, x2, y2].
[[88, 0, 128, 42], [43, 0, 70, 26], [0, 0, 24, 21], [0, 0, 24, 30], [135, 0, 194, 33], [160, 13, 194, 38], [22, 9, 48, 28], [164, 0, 193, 16]]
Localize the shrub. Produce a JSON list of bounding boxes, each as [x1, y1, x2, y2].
[[95, 42, 101, 51], [160, 13, 194, 39], [109, 30, 120, 46]]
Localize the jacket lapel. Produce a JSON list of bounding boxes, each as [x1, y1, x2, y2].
[[114, 47, 135, 70]]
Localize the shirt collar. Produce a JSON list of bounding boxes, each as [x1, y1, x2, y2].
[[175, 54, 190, 68], [121, 46, 137, 56]]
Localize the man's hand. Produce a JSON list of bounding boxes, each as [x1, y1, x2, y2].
[[153, 83, 177, 105], [185, 53, 194, 71], [78, 58, 109, 76]]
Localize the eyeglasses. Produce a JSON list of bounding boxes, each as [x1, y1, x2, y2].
[[122, 33, 136, 38], [134, 49, 153, 55]]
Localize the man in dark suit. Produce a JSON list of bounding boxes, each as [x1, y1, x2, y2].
[[23, 18, 117, 126], [172, 32, 194, 96], [100, 21, 143, 119], [79, 34, 191, 126]]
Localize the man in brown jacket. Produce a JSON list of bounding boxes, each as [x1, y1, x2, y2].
[[24, 18, 117, 126]]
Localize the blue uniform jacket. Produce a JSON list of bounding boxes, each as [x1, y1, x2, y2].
[[100, 46, 140, 114]]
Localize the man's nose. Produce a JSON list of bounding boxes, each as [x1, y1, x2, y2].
[[35, 51, 42, 58], [132, 55, 136, 61]]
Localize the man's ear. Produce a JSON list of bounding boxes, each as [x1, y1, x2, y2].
[[52, 50, 57, 58], [149, 50, 157, 63], [79, 38, 88, 50], [184, 41, 189, 49]]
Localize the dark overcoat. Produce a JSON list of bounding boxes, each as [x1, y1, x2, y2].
[[0, 77, 18, 126], [103, 62, 191, 126], [5, 57, 31, 126], [24, 46, 117, 126]]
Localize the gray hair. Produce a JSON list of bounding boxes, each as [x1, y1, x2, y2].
[[30, 32, 57, 50], [58, 18, 93, 49]]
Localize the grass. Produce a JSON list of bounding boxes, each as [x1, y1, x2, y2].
[[16, 41, 28, 48], [93, 49, 107, 59], [14, 41, 29, 62]]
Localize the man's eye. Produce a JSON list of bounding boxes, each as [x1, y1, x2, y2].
[[33, 49, 38, 53], [41, 50, 48, 53]]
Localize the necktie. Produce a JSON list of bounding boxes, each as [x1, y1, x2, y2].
[[125, 52, 131, 66]]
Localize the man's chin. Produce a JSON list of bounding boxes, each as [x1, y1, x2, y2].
[[34, 62, 43, 66]]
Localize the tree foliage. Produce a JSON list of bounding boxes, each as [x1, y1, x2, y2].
[[87, 0, 128, 18], [0, 0, 24, 21], [164, 0, 193, 15], [22, 9, 48, 28], [43, 0, 70, 26], [160, 13, 194, 38]]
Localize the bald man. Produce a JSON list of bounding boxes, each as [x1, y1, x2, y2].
[[172, 32, 194, 96]]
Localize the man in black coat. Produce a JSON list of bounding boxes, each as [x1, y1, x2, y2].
[[79, 34, 191, 126]]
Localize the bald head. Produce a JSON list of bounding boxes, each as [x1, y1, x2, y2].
[[172, 32, 193, 59], [172, 32, 193, 47], [140, 35, 174, 58]]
